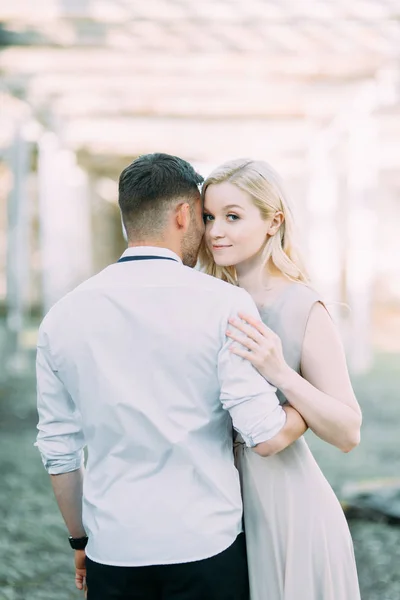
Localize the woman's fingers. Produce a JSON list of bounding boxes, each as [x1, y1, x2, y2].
[[226, 330, 258, 351], [237, 313, 276, 338], [230, 346, 256, 361], [228, 318, 264, 343]]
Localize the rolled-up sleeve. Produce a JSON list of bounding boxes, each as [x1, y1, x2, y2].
[[217, 290, 286, 447], [36, 327, 85, 475]]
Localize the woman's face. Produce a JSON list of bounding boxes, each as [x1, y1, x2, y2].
[[204, 182, 271, 268]]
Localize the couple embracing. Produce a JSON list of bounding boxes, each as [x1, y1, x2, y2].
[[36, 153, 362, 599]]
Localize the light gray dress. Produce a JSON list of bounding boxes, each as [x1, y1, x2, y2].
[[235, 283, 361, 600]]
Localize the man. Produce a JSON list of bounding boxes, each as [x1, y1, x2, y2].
[[36, 153, 306, 600]]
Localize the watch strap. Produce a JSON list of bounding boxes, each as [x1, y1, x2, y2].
[[68, 535, 88, 550]]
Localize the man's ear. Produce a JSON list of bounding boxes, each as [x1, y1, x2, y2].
[[175, 203, 191, 231]]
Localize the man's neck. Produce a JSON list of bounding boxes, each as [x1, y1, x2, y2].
[[127, 240, 182, 259], [128, 241, 161, 248]]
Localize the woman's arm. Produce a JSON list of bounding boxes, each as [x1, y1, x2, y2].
[[253, 404, 308, 457], [279, 302, 362, 452], [227, 304, 362, 453]]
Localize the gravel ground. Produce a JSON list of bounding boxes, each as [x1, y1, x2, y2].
[[0, 344, 399, 600]]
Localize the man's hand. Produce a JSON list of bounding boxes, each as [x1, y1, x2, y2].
[[75, 550, 87, 596]]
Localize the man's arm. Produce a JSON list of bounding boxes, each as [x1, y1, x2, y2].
[[50, 468, 86, 537], [36, 326, 86, 534], [218, 289, 307, 455], [50, 468, 87, 593], [36, 328, 88, 591]]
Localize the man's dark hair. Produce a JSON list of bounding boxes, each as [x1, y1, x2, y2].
[[118, 153, 204, 239]]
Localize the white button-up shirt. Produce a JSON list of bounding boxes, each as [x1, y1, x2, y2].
[[36, 246, 286, 566]]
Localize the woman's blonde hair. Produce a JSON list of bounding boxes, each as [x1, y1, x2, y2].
[[198, 158, 310, 285]]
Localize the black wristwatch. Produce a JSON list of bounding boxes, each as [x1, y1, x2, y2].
[[68, 535, 88, 550]]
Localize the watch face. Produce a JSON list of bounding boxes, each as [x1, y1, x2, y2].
[[68, 536, 88, 550]]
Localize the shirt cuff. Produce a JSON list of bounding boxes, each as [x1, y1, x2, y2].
[[36, 447, 84, 475], [238, 410, 287, 448]]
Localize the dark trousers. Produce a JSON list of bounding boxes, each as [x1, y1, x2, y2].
[[86, 533, 249, 600]]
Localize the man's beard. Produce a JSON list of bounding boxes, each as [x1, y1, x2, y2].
[[181, 223, 204, 268]]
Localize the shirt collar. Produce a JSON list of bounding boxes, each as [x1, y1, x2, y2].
[[119, 246, 182, 265]]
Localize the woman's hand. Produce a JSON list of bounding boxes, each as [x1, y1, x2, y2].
[[227, 313, 293, 389]]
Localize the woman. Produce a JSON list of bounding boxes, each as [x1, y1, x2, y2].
[[199, 159, 362, 600]]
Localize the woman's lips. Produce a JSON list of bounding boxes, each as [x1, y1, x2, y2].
[[212, 245, 232, 250]]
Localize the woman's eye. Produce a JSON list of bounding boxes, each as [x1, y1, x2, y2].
[[203, 214, 213, 223], [227, 214, 239, 221]]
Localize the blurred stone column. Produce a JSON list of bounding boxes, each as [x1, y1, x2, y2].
[[58, 0, 91, 14], [6, 125, 31, 369], [307, 140, 341, 321], [38, 133, 92, 314], [345, 96, 378, 373]]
